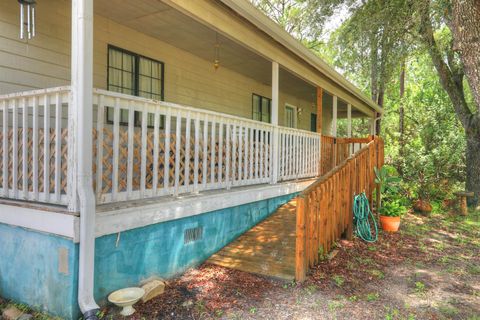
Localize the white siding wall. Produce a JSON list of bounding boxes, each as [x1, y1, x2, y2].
[[0, 0, 317, 131]]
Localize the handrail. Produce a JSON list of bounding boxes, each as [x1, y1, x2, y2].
[[295, 136, 384, 281]]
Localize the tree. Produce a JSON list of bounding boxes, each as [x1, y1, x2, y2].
[[252, 0, 480, 206], [418, 0, 480, 206], [250, 0, 343, 49]]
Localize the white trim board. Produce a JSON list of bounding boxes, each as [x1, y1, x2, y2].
[[0, 204, 79, 242], [95, 179, 314, 238], [0, 179, 314, 242]]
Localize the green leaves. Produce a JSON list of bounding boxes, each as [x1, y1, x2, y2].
[[378, 199, 406, 217], [374, 165, 401, 195]]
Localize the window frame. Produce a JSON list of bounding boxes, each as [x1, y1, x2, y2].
[[251, 93, 272, 123], [106, 45, 165, 127], [284, 104, 297, 128]]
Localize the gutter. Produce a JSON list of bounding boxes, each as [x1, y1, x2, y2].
[[71, 0, 99, 319], [219, 0, 383, 115]]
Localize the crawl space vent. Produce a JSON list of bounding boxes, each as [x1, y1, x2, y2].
[[184, 226, 203, 244]]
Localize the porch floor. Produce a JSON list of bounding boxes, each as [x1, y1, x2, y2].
[[207, 199, 297, 280]]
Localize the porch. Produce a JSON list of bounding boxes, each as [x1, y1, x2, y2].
[[0, 86, 375, 209]]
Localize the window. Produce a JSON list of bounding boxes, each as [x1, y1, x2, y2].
[[285, 105, 296, 128], [252, 94, 271, 123], [107, 45, 164, 127], [311, 113, 317, 132]]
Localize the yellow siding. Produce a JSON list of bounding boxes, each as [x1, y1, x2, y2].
[[0, 0, 320, 131]]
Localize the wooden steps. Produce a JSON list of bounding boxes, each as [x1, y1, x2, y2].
[[207, 199, 297, 280]]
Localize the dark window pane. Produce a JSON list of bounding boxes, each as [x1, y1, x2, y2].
[[107, 46, 164, 128]]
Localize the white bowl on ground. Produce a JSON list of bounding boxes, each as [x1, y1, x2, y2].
[[108, 287, 145, 316]]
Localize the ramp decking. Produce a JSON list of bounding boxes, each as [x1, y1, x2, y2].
[[207, 199, 297, 280]]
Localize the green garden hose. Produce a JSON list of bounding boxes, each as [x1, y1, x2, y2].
[[353, 192, 378, 242]]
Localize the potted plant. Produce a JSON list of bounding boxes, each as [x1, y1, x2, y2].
[[374, 166, 406, 232], [378, 199, 406, 232], [412, 172, 433, 214]]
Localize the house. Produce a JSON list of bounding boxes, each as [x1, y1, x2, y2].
[[0, 0, 383, 319]]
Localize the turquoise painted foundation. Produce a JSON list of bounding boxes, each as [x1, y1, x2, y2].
[[0, 224, 79, 319], [0, 193, 296, 319]]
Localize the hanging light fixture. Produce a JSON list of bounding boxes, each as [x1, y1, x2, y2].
[[18, 0, 36, 40], [213, 33, 221, 71]]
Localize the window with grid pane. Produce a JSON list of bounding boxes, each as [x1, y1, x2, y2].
[[107, 46, 164, 127], [252, 94, 271, 123]]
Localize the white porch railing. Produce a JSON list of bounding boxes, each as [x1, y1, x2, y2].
[[278, 127, 320, 181], [0, 87, 71, 205], [0, 87, 322, 208]]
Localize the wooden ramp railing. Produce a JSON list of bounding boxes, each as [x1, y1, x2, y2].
[[296, 136, 384, 281], [320, 135, 373, 175]]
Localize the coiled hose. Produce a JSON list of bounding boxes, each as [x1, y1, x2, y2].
[[353, 192, 378, 242]]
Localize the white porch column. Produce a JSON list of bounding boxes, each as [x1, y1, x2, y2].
[[347, 103, 352, 138], [271, 61, 279, 184], [72, 0, 99, 317], [332, 95, 338, 137]]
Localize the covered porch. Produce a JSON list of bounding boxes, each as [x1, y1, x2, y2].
[[0, 0, 379, 210]]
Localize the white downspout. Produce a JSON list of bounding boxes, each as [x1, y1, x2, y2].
[[71, 0, 99, 319]]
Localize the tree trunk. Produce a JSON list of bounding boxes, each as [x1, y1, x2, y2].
[[420, 0, 480, 207], [399, 61, 406, 176], [370, 36, 379, 103], [375, 88, 384, 135], [452, 0, 480, 110], [466, 133, 480, 206], [451, 0, 480, 207]]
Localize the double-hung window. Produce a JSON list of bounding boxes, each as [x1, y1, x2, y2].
[[252, 94, 271, 123], [107, 45, 164, 127]]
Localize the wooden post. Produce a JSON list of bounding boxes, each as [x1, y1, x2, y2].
[[347, 104, 352, 138], [345, 158, 354, 240], [332, 96, 338, 137], [347, 104, 352, 156], [295, 196, 307, 282], [316, 87, 323, 134]]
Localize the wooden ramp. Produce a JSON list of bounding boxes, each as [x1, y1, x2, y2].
[[207, 199, 297, 280]]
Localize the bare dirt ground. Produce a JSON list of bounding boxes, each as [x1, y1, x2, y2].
[[1, 209, 478, 320]]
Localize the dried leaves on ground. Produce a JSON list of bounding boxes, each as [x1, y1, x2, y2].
[[106, 209, 479, 320]]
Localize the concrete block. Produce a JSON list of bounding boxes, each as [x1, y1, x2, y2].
[[141, 279, 165, 303], [2, 306, 24, 320]]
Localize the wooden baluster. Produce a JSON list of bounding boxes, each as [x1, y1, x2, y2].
[[152, 108, 160, 195], [2, 100, 8, 197], [163, 107, 172, 192], [22, 98, 28, 199], [126, 105, 134, 198]]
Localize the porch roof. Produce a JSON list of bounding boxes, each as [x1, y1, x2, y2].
[[94, 0, 382, 117], [220, 0, 383, 115]]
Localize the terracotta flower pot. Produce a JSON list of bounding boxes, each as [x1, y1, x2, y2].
[[379, 215, 401, 232]]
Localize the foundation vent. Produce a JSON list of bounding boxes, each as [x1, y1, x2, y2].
[[184, 226, 203, 244]]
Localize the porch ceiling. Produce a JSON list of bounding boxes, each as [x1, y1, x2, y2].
[[94, 0, 315, 100]]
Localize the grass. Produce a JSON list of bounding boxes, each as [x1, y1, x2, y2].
[[332, 275, 345, 287], [327, 300, 345, 312], [368, 269, 385, 279], [437, 304, 459, 318], [366, 292, 380, 302], [414, 281, 426, 295]]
